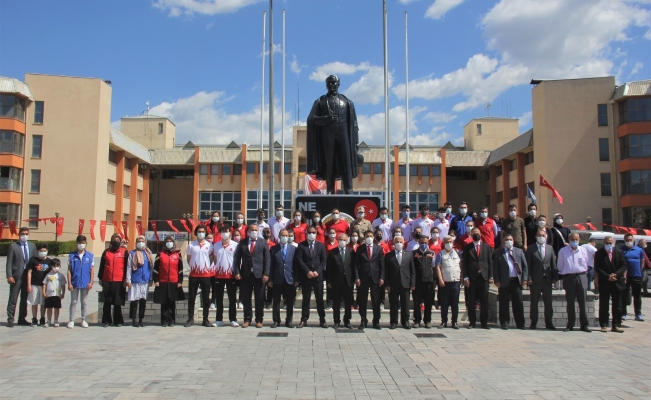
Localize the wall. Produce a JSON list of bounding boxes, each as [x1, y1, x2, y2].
[[150, 178, 194, 221], [120, 117, 175, 150], [464, 118, 519, 151]]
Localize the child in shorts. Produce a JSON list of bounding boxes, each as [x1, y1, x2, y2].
[[26, 243, 53, 327], [42, 258, 67, 327]]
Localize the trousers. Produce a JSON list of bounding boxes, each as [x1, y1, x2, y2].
[[498, 278, 525, 327], [412, 281, 434, 324], [188, 277, 211, 322], [439, 281, 461, 324], [563, 273, 589, 329], [69, 288, 89, 322], [301, 278, 325, 322]]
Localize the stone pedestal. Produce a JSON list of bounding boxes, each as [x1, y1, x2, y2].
[[98, 290, 190, 324]]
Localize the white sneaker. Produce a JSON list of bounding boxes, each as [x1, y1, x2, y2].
[[237, 302, 243, 309], [212, 320, 225, 327], [43, 321, 50, 328], [380, 303, 385, 310], [209, 303, 216, 310], [231, 321, 240, 327], [67, 321, 74, 329], [81, 320, 89, 328], [53, 320, 59, 328]]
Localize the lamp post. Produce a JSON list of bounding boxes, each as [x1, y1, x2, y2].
[[54, 212, 59, 242]]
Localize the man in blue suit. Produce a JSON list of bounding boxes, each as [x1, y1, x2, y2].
[[269, 229, 299, 328]]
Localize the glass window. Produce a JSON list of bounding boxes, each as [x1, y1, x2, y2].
[[0, 130, 24, 156], [298, 164, 307, 173], [0, 167, 22, 191], [510, 159, 517, 171], [446, 170, 477, 180], [399, 165, 406, 176], [602, 208, 613, 231], [0, 95, 26, 121], [374, 164, 383, 174], [409, 165, 418, 176], [124, 157, 131, 171], [496, 165, 503, 177], [123, 185, 130, 198], [158, 122, 163, 134], [262, 163, 268, 174], [0, 203, 20, 223], [623, 206, 651, 229], [525, 152, 534, 165], [245, 190, 290, 223], [432, 166, 441, 176], [30, 170, 40, 193], [485, 170, 490, 181], [34, 101, 44, 124], [106, 210, 114, 223], [497, 191, 503, 203], [477, 124, 482, 135], [32, 135, 42, 158], [619, 98, 651, 125], [28, 205, 39, 229], [199, 191, 243, 223], [420, 165, 429, 176], [598, 104, 608, 126], [162, 169, 193, 179], [600, 173, 611, 196], [246, 163, 256, 174], [510, 187, 518, 199], [599, 138, 609, 161], [199, 165, 208, 175], [362, 164, 371, 174], [620, 134, 651, 159], [284, 163, 291, 174], [108, 149, 117, 164], [137, 189, 143, 202], [234, 164, 242, 175], [621, 170, 651, 195], [209, 164, 218, 175], [527, 182, 535, 195], [107, 180, 115, 194], [222, 164, 232, 175]]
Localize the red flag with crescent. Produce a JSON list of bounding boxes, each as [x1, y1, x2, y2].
[[8, 220, 17, 236], [56, 217, 64, 237], [121, 221, 129, 242], [135, 220, 143, 236], [0, 221, 4, 240], [78, 219, 85, 236], [151, 220, 160, 241], [179, 219, 192, 234], [539, 174, 563, 204], [112, 221, 124, 239], [190, 219, 198, 232], [100, 220, 107, 241], [89, 220, 96, 240], [166, 220, 180, 234]]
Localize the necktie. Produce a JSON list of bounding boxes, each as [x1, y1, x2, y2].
[[310, 242, 314, 257], [608, 251, 612, 262], [250, 241, 255, 254], [509, 249, 522, 275], [282, 245, 286, 261], [341, 248, 345, 263], [476, 244, 482, 273], [367, 245, 371, 260], [476, 244, 480, 257], [22, 243, 28, 262], [397, 251, 402, 265], [540, 245, 545, 258]]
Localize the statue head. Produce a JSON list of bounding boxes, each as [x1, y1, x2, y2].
[[325, 75, 340, 95]]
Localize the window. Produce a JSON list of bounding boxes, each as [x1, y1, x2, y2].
[[621, 170, 651, 195], [485, 170, 490, 181], [390, 162, 394, 175], [0, 203, 20, 223], [598, 104, 608, 126], [620, 134, 651, 159], [602, 208, 613, 232], [0, 167, 21, 191], [246, 163, 256, 174], [509, 159, 517, 171], [298, 163, 307, 173], [600, 173, 611, 196], [123, 185, 130, 198], [28, 205, 39, 229], [108, 149, 117, 164], [486, 194, 491, 206], [209, 164, 218, 175], [106, 211, 114, 223], [162, 169, 193, 179], [525, 152, 534, 165], [432, 166, 441, 176], [0, 130, 24, 156], [30, 170, 40, 193], [245, 190, 291, 222], [362, 164, 371, 174], [527, 182, 535, 195], [623, 206, 651, 229], [284, 163, 291, 174], [618, 98, 651, 125], [199, 165, 208, 175], [234, 164, 242, 175], [373, 164, 383, 174], [477, 124, 482, 135], [399, 165, 406, 176], [200, 191, 243, 223], [137, 189, 143, 202], [124, 157, 132, 171], [598, 138, 609, 161], [418, 165, 429, 176], [158, 122, 163, 134], [496, 165, 503, 177], [222, 164, 232, 175], [497, 191, 503, 203], [34, 101, 44, 124], [397, 192, 438, 216], [32, 135, 42, 158], [510, 187, 518, 199], [0, 95, 26, 121], [107, 180, 115, 194], [409, 165, 418, 176], [123, 213, 129, 222], [446, 170, 477, 180]]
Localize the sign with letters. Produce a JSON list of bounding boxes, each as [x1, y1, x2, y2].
[[294, 195, 382, 224]]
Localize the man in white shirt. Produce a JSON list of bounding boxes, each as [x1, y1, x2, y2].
[[393, 205, 413, 242], [413, 205, 435, 239], [212, 226, 239, 327], [433, 210, 450, 239], [581, 238, 598, 292], [406, 227, 423, 251], [269, 204, 290, 244], [372, 207, 394, 245], [185, 225, 215, 327], [255, 208, 270, 231]]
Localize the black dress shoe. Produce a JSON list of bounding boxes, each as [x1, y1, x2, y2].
[[402, 324, 411, 330], [481, 324, 490, 330], [390, 323, 397, 329], [138, 320, 145, 327], [6, 321, 14, 328], [501, 324, 508, 330], [320, 321, 329, 328], [17, 319, 30, 326], [343, 323, 353, 329], [529, 324, 537, 330], [333, 322, 340, 329], [270, 322, 279, 328], [373, 323, 381, 330], [580, 326, 591, 333], [438, 322, 447, 329], [115, 324, 122, 327], [285, 322, 294, 328], [564, 327, 574, 332], [102, 322, 109, 328], [517, 326, 526, 330], [467, 324, 475, 329], [452, 323, 459, 329], [184, 319, 194, 327], [545, 324, 556, 330], [132, 320, 138, 328], [297, 321, 306, 328], [202, 320, 212, 327]]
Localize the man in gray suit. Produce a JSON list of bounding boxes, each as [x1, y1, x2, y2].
[[525, 228, 558, 330], [494, 234, 528, 330], [384, 236, 415, 330], [6, 227, 37, 327]]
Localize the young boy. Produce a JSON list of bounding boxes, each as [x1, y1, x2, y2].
[[67, 235, 94, 328], [42, 258, 67, 327], [26, 243, 53, 327]]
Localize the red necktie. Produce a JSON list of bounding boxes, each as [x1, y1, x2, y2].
[[367, 246, 371, 260], [608, 251, 612, 262], [476, 244, 480, 257], [250, 241, 255, 254]]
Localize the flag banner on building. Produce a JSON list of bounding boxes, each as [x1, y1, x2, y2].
[[150, 220, 160, 241], [189, 219, 198, 232], [100, 220, 107, 241], [78, 219, 85, 236], [179, 219, 192, 234], [644, 229, 651, 236], [121, 221, 129, 242], [135, 220, 143, 236], [8, 220, 17, 236], [304, 174, 327, 194], [586, 222, 597, 231], [573, 224, 586, 230], [56, 217, 64, 237], [49, 217, 57, 224], [112, 221, 124, 239], [166, 220, 180, 234], [527, 186, 536, 204], [539, 174, 563, 204], [0, 222, 4, 240], [89, 220, 96, 240]]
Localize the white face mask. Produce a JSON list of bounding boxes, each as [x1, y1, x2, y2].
[[446, 208, 452, 215], [165, 242, 174, 249], [77, 243, 86, 251], [338, 240, 347, 248], [197, 233, 206, 240], [136, 242, 146, 250], [20, 235, 28, 243], [275, 210, 283, 217], [365, 237, 373, 246], [351, 236, 358, 243], [504, 240, 513, 249], [432, 233, 439, 240], [536, 236, 546, 245], [288, 236, 295, 242], [332, 213, 339, 220], [444, 243, 453, 251], [555, 218, 563, 225], [313, 217, 321, 223], [509, 211, 517, 218], [280, 236, 288, 244], [236, 218, 244, 224], [249, 231, 258, 240], [394, 242, 404, 251], [625, 241, 634, 248], [358, 213, 365, 218], [329, 233, 336, 239], [480, 212, 488, 218], [394, 232, 402, 237], [459, 208, 467, 215], [529, 210, 536, 217], [294, 216, 302, 222], [38, 251, 48, 258], [307, 233, 316, 241], [212, 217, 220, 222], [51, 267, 60, 273], [538, 220, 546, 227], [380, 214, 388, 221], [221, 232, 230, 241]]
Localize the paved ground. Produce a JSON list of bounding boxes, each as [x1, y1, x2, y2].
[[1, 257, 650, 399]]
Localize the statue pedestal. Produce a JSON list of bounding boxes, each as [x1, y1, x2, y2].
[[294, 194, 382, 222]]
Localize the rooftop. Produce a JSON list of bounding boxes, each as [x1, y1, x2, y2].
[[486, 129, 533, 165], [0, 77, 34, 101], [613, 80, 651, 101]]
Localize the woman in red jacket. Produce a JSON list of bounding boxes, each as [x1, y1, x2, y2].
[[312, 210, 326, 243], [97, 234, 128, 327], [153, 236, 184, 327], [291, 210, 308, 243]]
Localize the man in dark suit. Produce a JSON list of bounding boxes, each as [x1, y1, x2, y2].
[[412, 235, 436, 328], [233, 223, 270, 328], [355, 230, 385, 330], [594, 235, 628, 333], [525, 228, 558, 330], [6, 227, 37, 327], [326, 233, 356, 328], [295, 225, 328, 328], [269, 229, 299, 328], [385, 236, 415, 329], [493, 234, 528, 330], [461, 228, 494, 329]]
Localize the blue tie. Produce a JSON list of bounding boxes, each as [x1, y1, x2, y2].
[[22, 243, 28, 262], [282, 245, 287, 261]]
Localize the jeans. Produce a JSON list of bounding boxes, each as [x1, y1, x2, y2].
[[622, 277, 643, 317], [69, 288, 89, 322], [439, 281, 461, 324]]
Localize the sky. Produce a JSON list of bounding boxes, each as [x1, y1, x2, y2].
[[2, 0, 650, 147]]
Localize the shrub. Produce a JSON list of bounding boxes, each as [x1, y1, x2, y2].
[[0, 240, 77, 256]]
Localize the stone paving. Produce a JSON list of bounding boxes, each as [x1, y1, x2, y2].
[[1, 257, 650, 399]]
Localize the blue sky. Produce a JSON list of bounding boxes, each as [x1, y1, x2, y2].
[[2, 0, 650, 147]]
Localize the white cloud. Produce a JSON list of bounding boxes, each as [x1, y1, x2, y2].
[[629, 61, 644, 78], [290, 54, 302, 74], [357, 105, 426, 145], [153, 0, 263, 16], [423, 111, 457, 124], [518, 111, 532, 130], [259, 43, 281, 58], [398, 0, 421, 4], [425, 0, 465, 20], [310, 61, 393, 105]]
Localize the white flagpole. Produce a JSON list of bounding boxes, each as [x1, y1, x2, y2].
[[281, 9, 286, 211], [383, 0, 390, 208], [268, 0, 275, 217], [405, 11, 410, 210], [259, 11, 266, 209]]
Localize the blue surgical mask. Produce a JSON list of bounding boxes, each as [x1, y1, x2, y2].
[[604, 244, 613, 251], [419, 243, 428, 251], [569, 241, 578, 248], [403, 211, 410, 218]]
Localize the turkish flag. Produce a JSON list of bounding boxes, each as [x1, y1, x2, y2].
[[179, 219, 192, 234], [49, 217, 57, 224], [644, 229, 651, 236], [100, 220, 107, 241], [78, 219, 85, 236], [112, 221, 124, 239], [304, 174, 327, 194], [56, 217, 64, 237], [189, 219, 198, 232], [121, 221, 129, 242], [166, 220, 180, 234], [135, 220, 143, 236], [89, 220, 96, 240], [8, 220, 17, 236], [586, 222, 597, 231], [0, 221, 4, 240], [573, 224, 586, 231], [539, 174, 563, 204], [151, 220, 160, 241], [626, 227, 638, 235]]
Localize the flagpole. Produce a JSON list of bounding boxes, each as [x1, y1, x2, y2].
[[404, 11, 410, 209], [281, 9, 286, 212], [259, 11, 266, 209], [269, 0, 275, 218], [383, 0, 390, 208]]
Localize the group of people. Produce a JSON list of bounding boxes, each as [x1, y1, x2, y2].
[[5, 202, 648, 332]]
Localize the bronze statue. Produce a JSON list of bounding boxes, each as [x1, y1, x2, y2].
[[306, 75, 361, 194]]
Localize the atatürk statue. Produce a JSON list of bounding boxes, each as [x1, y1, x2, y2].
[[306, 75, 360, 194]]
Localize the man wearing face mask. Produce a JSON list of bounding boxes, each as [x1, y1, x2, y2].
[[450, 202, 473, 245], [372, 207, 394, 244], [436, 236, 463, 329], [557, 232, 590, 332], [433, 208, 450, 240], [393, 205, 413, 242], [67, 236, 94, 329], [594, 236, 627, 333], [462, 228, 494, 329], [325, 208, 349, 238], [355, 230, 385, 329], [98, 233, 129, 327], [269, 205, 290, 244], [212, 225, 240, 328], [326, 233, 356, 328], [233, 224, 270, 328], [350, 206, 372, 238], [550, 213, 570, 290], [525, 229, 557, 330], [501, 204, 527, 251], [385, 236, 415, 330], [476, 206, 498, 249], [295, 226, 328, 328], [407, 227, 423, 252], [412, 235, 437, 328], [269, 229, 299, 328], [255, 208, 270, 231], [524, 203, 539, 247], [185, 226, 215, 327], [493, 233, 528, 330], [6, 227, 37, 327], [413, 205, 435, 239], [620, 233, 645, 322], [443, 202, 453, 221]]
